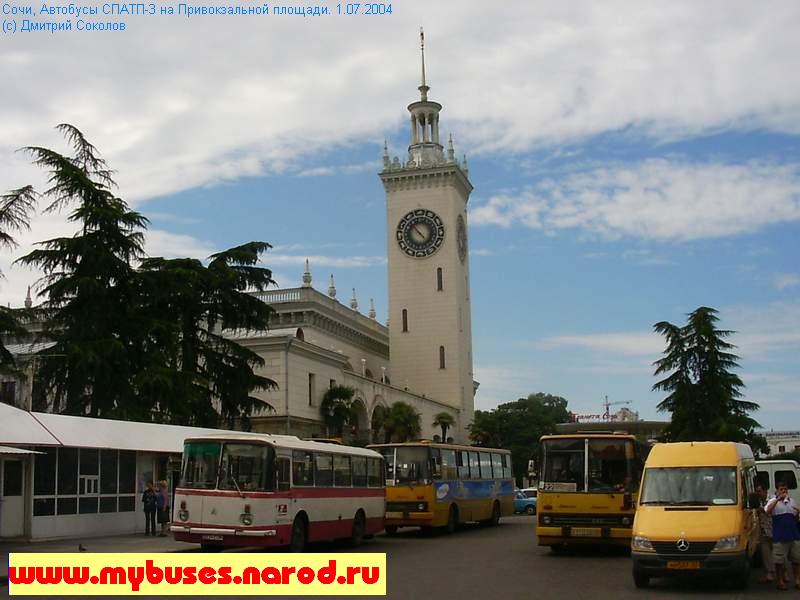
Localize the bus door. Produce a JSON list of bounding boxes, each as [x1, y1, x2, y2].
[[275, 453, 292, 526]]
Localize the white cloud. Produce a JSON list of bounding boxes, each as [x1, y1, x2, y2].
[[267, 255, 387, 268], [774, 273, 800, 290], [144, 229, 217, 259], [295, 161, 380, 177], [2, 1, 800, 202], [471, 160, 800, 241], [541, 331, 664, 357]]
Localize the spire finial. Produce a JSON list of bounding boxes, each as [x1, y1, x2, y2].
[[24, 285, 32, 309], [383, 138, 390, 169], [302, 258, 312, 287], [447, 133, 455, 162], [328, 274, 337, 299], [350, 288, 358, 311], [419, 27, 429, 101], [368, 298, 376, 320]]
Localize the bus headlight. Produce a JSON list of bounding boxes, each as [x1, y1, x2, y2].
[[712, 535, 739, 552], [632, 536, 653, 551], [541, 516, 552, 525], [417, 502, 427, 511], [240, 513, 254, 526], [621, 516, 631, 526], [178, 510, 189, 522]]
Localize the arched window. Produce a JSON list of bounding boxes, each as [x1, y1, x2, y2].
[[439, 345, 446, 369], [295, 327, 305, 341], [402, 309, 408, 332], [436, 268, 443, 291]]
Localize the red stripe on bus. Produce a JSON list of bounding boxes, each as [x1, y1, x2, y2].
[[176, 487, 385, 499]]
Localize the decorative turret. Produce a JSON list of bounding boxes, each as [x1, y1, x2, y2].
[[350, 288, 358, 311], [368, 299, 376, 320], [302, 259, 312, 287], [24, 286, 32, 309], [406, 28, 445, 168], [328, 274, 337, 299]]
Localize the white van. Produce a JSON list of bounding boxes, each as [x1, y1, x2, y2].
[[755, 459, 800, 493]]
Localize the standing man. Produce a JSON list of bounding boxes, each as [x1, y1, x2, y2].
[[766, 481, 800, 590], [755, 482, 775, 583], [141, 481, 157, 536]]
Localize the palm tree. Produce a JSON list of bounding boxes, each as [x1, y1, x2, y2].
[[384, 402, 421, 442], [432, 411, 455, 442], [320, 385, 355, 437]]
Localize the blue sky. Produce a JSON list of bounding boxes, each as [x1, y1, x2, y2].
[[1, 1, 799, 429]]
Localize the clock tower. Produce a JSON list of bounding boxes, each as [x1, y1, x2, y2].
[[379, 31, 475, 441]]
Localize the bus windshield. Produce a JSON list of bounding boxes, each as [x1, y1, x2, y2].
[[640, 467, 737, 506], [379, 446, 431, 486], [219, 444, 274, 492], [540, 437, 641, 493], [181, 441, 221, 489]]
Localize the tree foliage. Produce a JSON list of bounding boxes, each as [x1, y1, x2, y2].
[[469, 393, 570, 485], [384, 401, 421, 443], [653, 306, 760, 443], [7, 124, 278, 425], [319, 384, 356, 437], [432, 411, 455, 442]]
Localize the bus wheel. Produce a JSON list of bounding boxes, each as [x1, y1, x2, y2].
[[350, 511, 366, 547], [290, 516, 308, 552], [446, 505, 458, 534], [384, 525, 398, 536]]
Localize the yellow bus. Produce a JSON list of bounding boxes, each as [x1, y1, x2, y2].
[[535, 433, 649, 549], [368, 441, 515, 534]]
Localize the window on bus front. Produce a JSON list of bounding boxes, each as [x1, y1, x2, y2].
[[395, 447, 431, 485], [640, 467, 737, 506], [181, 441, 221, 489], [541, 439, 585, 492], [219, 444, 273, 492], [587, 439, 632, 493]]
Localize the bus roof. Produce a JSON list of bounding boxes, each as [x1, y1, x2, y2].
[[539, 433, 637, 441], [646, 442, 753, 468], [184, 433, 383, 458], [368, 442, 510, 454]]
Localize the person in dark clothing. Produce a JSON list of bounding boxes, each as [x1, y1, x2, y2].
[[141, 481, 157, 536], [157, 480, 171, 537]]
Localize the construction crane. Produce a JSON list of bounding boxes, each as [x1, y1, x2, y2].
[[602, 395, 631, 421]]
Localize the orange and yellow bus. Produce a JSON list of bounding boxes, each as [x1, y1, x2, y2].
[[368, 441, 515, 534], [535, 433, 649, 549]]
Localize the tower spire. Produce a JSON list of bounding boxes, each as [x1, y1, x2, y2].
[[419, 27, 429, 101]]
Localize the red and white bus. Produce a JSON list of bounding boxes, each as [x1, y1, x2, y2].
[[171, 434, 385, 551]]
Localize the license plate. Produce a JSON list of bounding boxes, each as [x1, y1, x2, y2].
[[202, 535, 224, 541], [666, 560, 700, 570], [385, 512, 403, 520], [570, 528, 597, 537]]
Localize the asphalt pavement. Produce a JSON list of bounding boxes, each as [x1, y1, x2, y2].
[[1, 515, 791, 598]]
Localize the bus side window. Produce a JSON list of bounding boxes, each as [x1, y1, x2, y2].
[[367, 458, 383, 487], [457, 451, 469, 479], [352, 456, 367, 487], [292, 451, 314, 486], [469, 452, 480, 479], [315, 454, 333, 487], [479, 452, 492, 479], [430, 448, 441, 479], [334, 455, 352, 487], [491, 454, 503, 479], [441, 450, 457, 480], [277, 457, 290, 492], [501, 454, 512, 479]]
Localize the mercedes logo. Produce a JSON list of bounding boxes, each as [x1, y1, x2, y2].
[[676, 539, 690, 552]]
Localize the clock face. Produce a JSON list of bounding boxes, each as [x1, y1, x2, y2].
[[397, 209, 445, 258], [457, 214, 468, 263]]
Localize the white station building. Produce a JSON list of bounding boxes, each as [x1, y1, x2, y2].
[[0, 40, 479, 540]]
